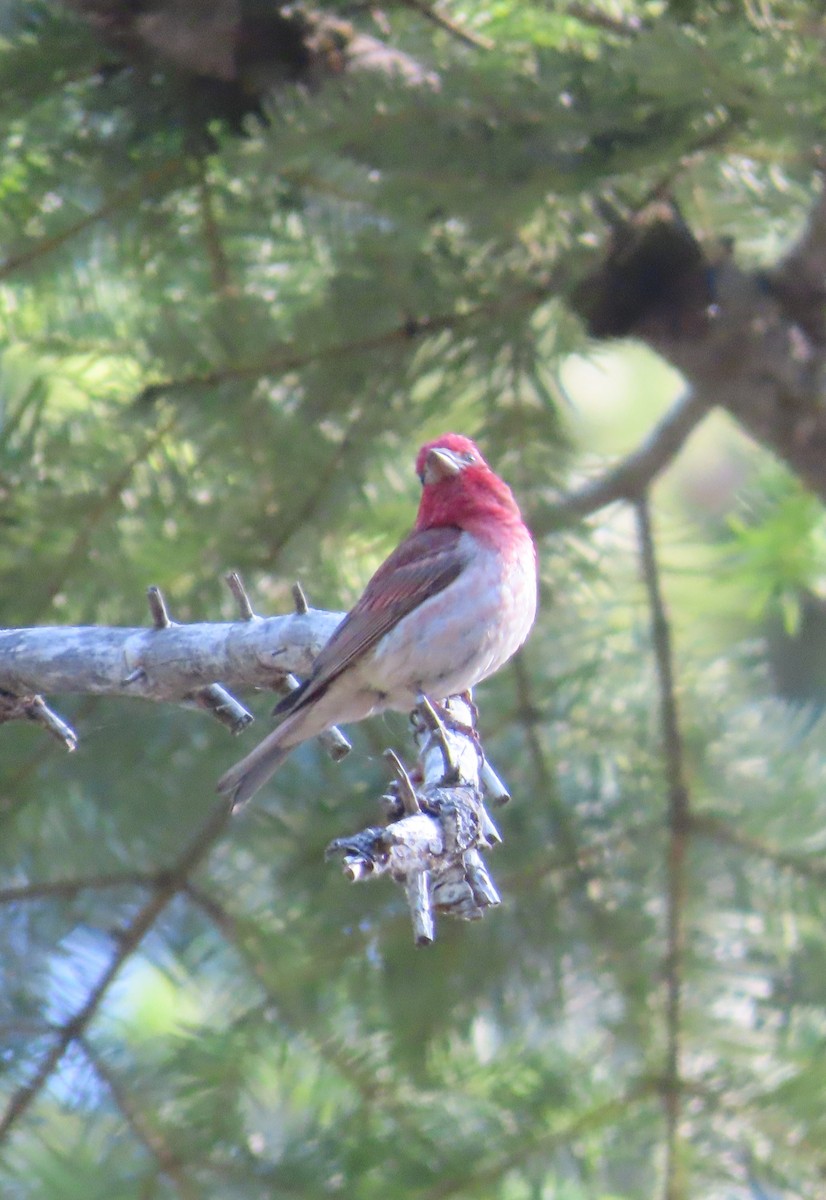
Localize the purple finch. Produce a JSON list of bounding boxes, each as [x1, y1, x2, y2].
[[218, 433, 537, 807]]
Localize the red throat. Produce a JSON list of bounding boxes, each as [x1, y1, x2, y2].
[[415, 464, 525, 547]]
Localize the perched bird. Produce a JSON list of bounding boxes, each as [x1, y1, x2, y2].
[[218, 433, 537, 808]]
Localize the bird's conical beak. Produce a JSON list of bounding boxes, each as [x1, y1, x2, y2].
[[423, 447, 463, 484]]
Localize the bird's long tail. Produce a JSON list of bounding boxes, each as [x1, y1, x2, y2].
[[217, 718, 300, 809]]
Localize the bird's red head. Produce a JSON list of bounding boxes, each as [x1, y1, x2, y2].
[[415, 433, 484, 485], [414, 433, 525, 541]]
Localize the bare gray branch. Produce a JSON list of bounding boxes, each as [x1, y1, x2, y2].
[[0, 609, 344, 706], [327, 694, 505, 942]]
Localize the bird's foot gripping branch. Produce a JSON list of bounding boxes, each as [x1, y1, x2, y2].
[[326, 694, 506, 945]]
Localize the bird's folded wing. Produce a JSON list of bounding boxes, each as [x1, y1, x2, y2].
[[276, 524, 466, 714]]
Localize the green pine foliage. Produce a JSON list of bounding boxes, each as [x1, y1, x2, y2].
[[2, 2, 826, 1197]]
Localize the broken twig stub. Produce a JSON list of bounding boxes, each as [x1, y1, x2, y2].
[[326, 694, 507, 942]]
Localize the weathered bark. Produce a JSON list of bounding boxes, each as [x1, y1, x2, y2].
[[0, 578, 348, 753], [572, 187, 826, 505], [0, 609, 342, 706], [0, 599, 507, 942], [328, 695, 505, 943], [59, 0, 436, 118]]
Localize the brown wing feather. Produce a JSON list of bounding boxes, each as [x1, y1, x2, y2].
[[277, 525, 466, 715]]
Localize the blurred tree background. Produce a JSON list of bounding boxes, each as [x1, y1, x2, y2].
[[2, 1, 826, 1197]]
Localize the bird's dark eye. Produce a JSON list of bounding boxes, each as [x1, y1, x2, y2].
[[417, 470, 425, 485], [461, 451, 476, 464]]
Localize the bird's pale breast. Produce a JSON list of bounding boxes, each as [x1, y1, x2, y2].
[[359, 529, 536, 707]]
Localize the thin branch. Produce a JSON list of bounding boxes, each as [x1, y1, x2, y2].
[[384, 748, 421, 814], [0, 871, 157, 905], [225, 571, 256, 621], [0, 798, 232, 1143], [182, 881, 236, 937], [0, 161, 183, 282], [0, 695, 98, 825], [79, 1037, 198, 1200], [559, 1, 643, 37], [146, 585, 173, 630], [195, 155, 235, 299], [688, 812, 826, 883], [510, 813, 664, 893], [421, 1079, 657, 1200], [192, 682, 253, 734], [634, 496, 689, 1200], [270, 672, 351, 761], [675, 1075, 826, 1181], [0, 690, 77, 750], [291, 582, 309, 616], [0, 1020, 59, 1037], [415, 694, 457, 778], [479, 757, 510, 805], [538, 391, 711, 528], [511, 655, 654, 1002], [135, 282, 553, 405], [401, 0, 494, 49]]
